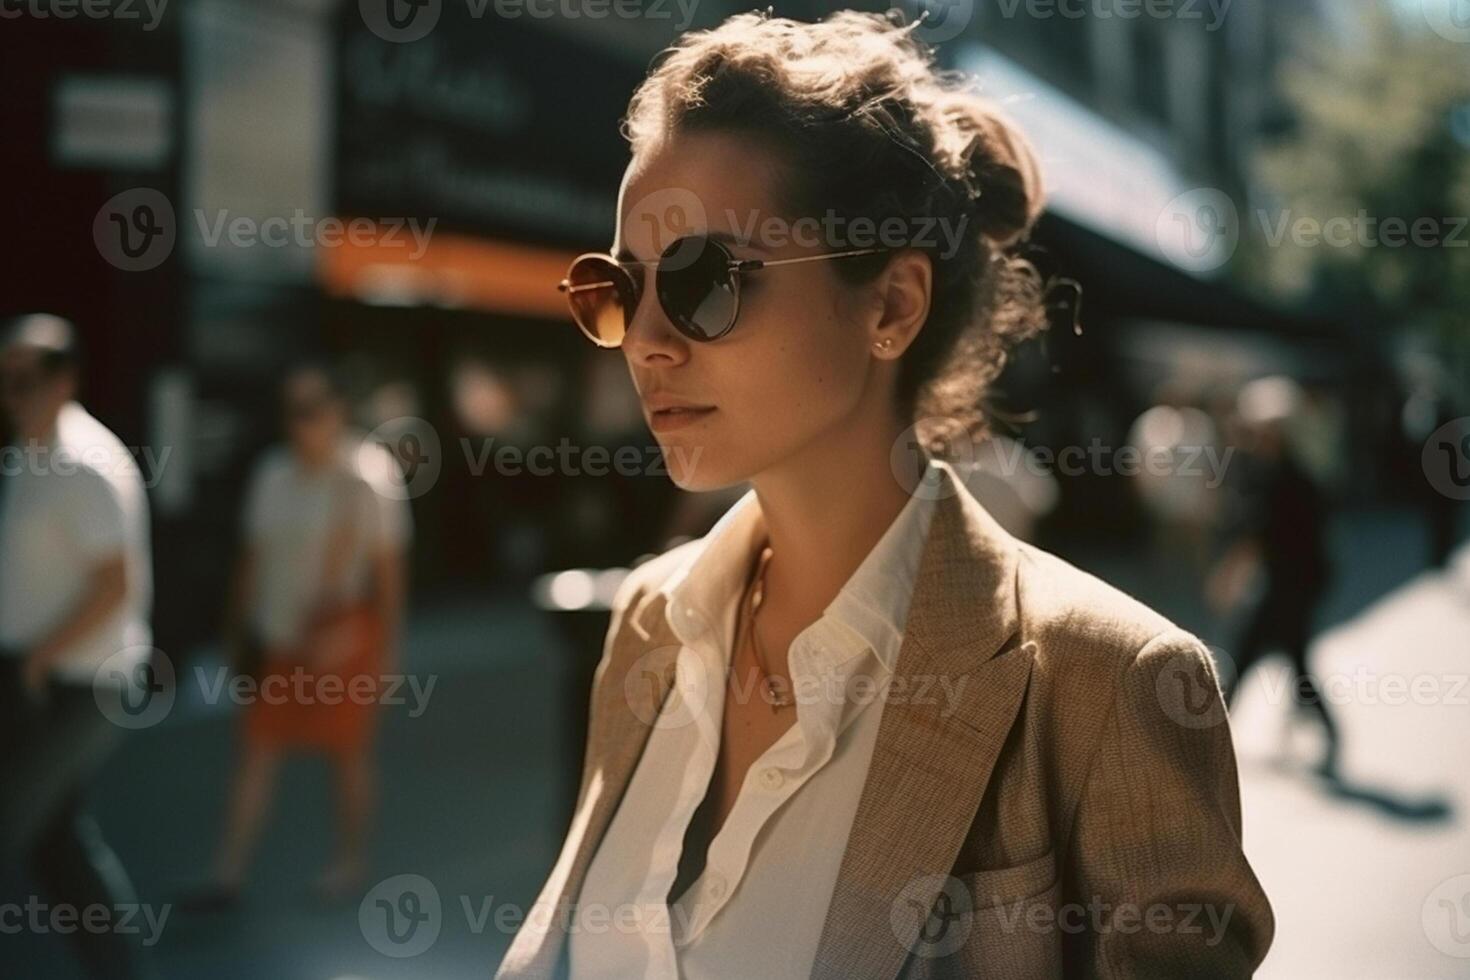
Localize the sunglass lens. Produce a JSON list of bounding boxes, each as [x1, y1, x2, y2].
[[565, 256, 636, 348], [656, 236, 737, 341]]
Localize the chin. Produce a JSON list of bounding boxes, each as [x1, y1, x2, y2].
[[658, 440, 739, 493]]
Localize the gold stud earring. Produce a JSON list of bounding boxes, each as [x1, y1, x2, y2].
[[874, 337, 895, 354]]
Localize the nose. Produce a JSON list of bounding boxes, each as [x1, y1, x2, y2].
[[620, 265, 689, 367]]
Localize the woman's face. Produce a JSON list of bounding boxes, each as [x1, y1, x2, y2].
[[614, 130, 893, 492]]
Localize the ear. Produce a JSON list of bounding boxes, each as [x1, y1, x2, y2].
[[868, 248, 931, 358]]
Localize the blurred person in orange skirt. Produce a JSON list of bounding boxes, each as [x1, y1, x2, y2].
[[184, 364, 411, 908]]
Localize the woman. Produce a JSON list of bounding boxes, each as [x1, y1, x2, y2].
[[500, 11, 1272, 978], [187, 365, 410, 907]]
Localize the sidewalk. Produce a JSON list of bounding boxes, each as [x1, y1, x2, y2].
[[1234, 553, 1470, 979]]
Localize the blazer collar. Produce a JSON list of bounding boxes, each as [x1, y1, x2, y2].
[[501, 458, 1033, 980]]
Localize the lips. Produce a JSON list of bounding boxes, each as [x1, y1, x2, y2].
[[647, 404, 716, 432]]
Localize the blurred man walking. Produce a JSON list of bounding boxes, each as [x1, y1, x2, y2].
[[0, 314, 158, 980]]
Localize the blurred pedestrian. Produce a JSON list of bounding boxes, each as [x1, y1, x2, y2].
[[184, 364, 411, 909], [0, 314, 158, 980], [1208, 375, 1341, 777]]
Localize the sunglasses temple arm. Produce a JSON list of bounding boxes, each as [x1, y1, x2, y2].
[[737, 246, 890, 271], [558, 279, 621, 294]]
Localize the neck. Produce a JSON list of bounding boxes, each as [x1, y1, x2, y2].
[[748, 410, 924, 627]]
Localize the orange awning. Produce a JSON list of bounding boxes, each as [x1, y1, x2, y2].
[[316, 221, 582, 320]]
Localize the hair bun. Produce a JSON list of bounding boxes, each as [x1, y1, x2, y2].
[[947, 99, 1046, 249]]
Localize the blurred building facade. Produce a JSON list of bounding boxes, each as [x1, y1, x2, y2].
[[1, 0, 1414, 656]]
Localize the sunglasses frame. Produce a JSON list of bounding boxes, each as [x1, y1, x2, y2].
[[557, 235, 890, 348]]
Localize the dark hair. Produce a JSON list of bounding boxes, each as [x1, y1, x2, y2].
[[622, 9, 1050, 454]]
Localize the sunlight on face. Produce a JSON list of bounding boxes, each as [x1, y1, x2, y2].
[[614, 131, 880, 492]]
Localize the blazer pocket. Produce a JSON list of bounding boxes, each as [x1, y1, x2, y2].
[[959, 849, 1057, 911], [948, 851, 1064, 980]]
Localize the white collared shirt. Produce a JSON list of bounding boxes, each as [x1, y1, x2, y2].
[[569, 458, 940, 979]]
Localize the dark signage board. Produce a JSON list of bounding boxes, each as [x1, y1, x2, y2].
[[335, 7, 646, 248]]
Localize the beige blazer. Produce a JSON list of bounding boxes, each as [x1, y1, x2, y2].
[[496, 459, 1274, 979]]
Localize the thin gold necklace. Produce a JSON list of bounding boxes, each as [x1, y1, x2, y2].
[[743, 542, 792, 711]]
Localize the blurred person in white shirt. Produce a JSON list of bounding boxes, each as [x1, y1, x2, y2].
[[0, 313, 157, 980], [183, 363, 412, 910]]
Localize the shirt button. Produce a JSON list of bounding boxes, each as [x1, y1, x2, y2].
[[706, 874, 727, 900], [759, 766, 784, 790]]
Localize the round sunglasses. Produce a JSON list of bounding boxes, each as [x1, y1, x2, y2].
[[556, 234, 889, 348]]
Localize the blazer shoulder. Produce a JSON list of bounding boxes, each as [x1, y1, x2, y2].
[[1014, 541, 1198, 698]]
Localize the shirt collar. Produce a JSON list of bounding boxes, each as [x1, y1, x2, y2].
[[656, 455, 943, 676]]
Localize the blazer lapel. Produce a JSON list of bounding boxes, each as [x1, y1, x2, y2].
[[500, 592, 682, 978], [811, 459, 1035, 980]]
